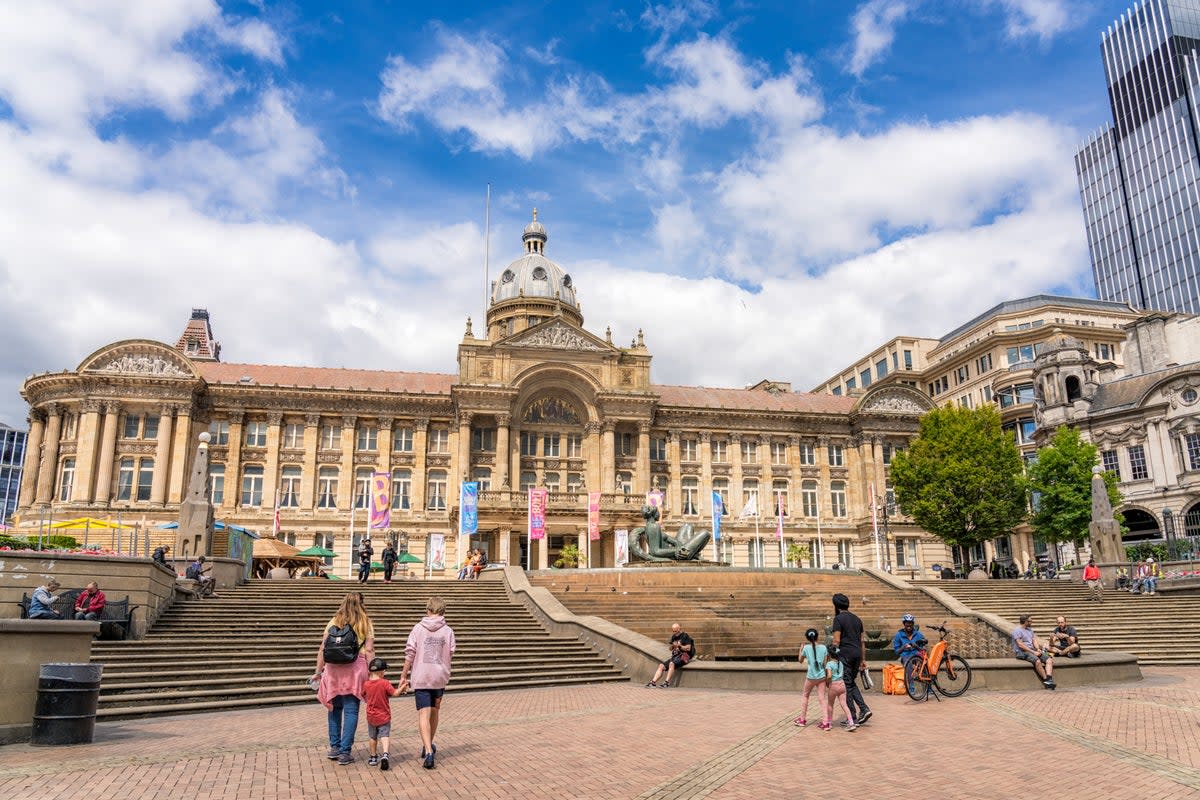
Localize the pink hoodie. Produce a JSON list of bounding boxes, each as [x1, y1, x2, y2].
[[405, 614, 456, 690]]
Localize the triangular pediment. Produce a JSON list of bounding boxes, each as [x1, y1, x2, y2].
[[78, 340, 198, 379], [501, 320, 610, 352]]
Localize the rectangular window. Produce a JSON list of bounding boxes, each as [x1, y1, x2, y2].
[[1095, 343, 1112, 360], [279, 466, 301, 507], [544, 472, 560, 492], [876, 359, 888, 379], [682, 477, 699, 515], [472, 467, 491, 491], [428, 428, 449, 454], [1101, 449, 1121, 479], [392, 426, 413, 452], [391, 470, 411, 510], [472, 427, 496, 452], [711, 439, 728, 463], [542, 433, 561, 457], [977, 353, 993, 374], [208, 420, 229, 445], [837, 540, 853, 567], [316, 467, 338, 509], [209, 464, 224, 505], [520, 432, 538, 457], [566, 433, 583, 458], [832, 386, 842, 396], [894, 540, 918, 568], [356, 426, 378, 452], [566, 472, 583, 492], [801, 481, 818, 517], [882, 444, 893, 465], [846, 377, 857, 391], [241, 464, 263, 506], [799, 443, 815, 466], [830, 481, 847, 517], [283, 423, 304, 449], [616, 432, 635, 457], [828, 444, 844, 467], [747, 538, 764, 569], [319, 424, 341, 450], [1006, 344, 1036, 365], [772, 480, 788, 516], [60, 413, 77, 441], [520, 471, 537, 492], [742, 479, 759, 513], [244, 421, 267, 447], [771, 441, 787, 465], [354, 470, 372, 509], [616, 471, 632, 494], [740, 439, 758, 464], [955, 366, 969, 385], [117, 458, 135, 501], [1128, 445, 1149, 481], [680, 438, 698, 462], [136, 458, 154, 501], [713, 478, 729, 515], [427, 471, 447, 510], [57, 458, 75, 502], [1186, 434, 1200, 471], [650, 437, 667, 461], [903, 350, 913, 370], [860, 369, 871, 388], [123, 414, 141, 439], [142, 414, 159, 440]]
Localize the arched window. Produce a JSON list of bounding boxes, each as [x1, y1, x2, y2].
[[1065, 375, 1082, 402]]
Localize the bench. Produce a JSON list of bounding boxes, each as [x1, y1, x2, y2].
[[15, 591, 138, 640]]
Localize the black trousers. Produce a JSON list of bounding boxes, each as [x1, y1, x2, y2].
[[383, 564, 395, 581], [841, 652, 870, 719]]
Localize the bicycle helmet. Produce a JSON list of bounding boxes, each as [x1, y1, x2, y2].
[[901, 614, 916, 624], [805, 628, 819, 642]]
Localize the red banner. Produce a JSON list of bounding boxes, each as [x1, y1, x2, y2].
[[528, 488, 548, 540], [588, 492, 601, 541]]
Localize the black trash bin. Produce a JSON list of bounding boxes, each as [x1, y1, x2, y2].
[[31, 663, 103, 745]]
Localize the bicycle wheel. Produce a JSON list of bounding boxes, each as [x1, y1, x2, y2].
[[933, 654, 972, 697], [904, 657, 930, 701]]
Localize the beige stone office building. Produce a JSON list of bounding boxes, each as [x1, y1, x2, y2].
[[15, 215, 939, 576]]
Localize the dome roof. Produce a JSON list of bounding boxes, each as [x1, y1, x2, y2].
[[492, 210, 579, 308]]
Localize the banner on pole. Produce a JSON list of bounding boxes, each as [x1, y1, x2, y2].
[[711, 491, 723, 542], [615, 529, 629, 565], [429, 534, 445, 571], [528, 488, 548, 541], [460, 482, 479, 536], [369, 472, 391, 529], [588, 492, 601, 541], [646, 490, 664, 512]]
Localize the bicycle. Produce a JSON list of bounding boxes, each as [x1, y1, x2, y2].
[[902, 622, 972, 701]]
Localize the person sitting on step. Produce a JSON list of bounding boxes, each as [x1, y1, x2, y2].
[[646, 623, 695, 687], [1048, 615, 1080, 659], [1012, 614, 1055, 689]]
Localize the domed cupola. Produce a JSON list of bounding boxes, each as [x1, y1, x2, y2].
[[487, 209, 584, 340]]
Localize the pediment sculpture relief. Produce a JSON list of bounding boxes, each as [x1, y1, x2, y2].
[[97, 353, 189, 377], [511, 322, 604, 351], [861, 391, 927, 414]]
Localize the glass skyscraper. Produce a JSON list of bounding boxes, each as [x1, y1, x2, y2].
[[1075, 0, 1200, 314], [0, 422, 25, 523]]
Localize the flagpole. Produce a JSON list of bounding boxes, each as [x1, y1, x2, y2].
[[526, 489, 532, 572], [777, 494, 785, 569], [483, 183, 491, 311], [754, 497, 761, 569], [710, 488, 717, 563], [816, 490, 824, 569], [870, 481, 882, 570], [349, 492, 356, 581]]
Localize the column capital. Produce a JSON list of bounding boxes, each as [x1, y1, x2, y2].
[[583, 421, 601, 435], [28, 408, 46, 425], [267, 411, 283, 426], [699, 431, 712, 443], [379, 417, 394, 431], [80, 399, 103, 414], [457, 411, 474, 426], [160, 403, 178, 418], [229, 409, 245, 425], [667, 429, 681, 442], [637, 420, 652, 434], [788, 434, 800, 447], [341, 415, 357, 428], [817, 435, 830, 447], [601, 419, 616, 434], [730, 432, 742, 444], [45, 402, 62, 418], [497, 413, 512, 427], [414, 417, 430, 431], [305, 413, 321, 427]]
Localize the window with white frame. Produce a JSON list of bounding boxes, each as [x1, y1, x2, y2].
[[283, 423, 304, 449], [1128, 444, 1149, 481], [244, 421, 268, 447], [319, 424, 341, 450], [616, 432, 635, 457], [357, 426, 378, 452], [520, 432, 537, 457], [472, 468, 491, 490], [748, 538, 764, 568], [680, 438, 698, 462], [801, 480, 818, 517], [143, 414, 160, 440], [566, 472, 583, 492], [799, 442, 816, 465], [317, 467, 338, 508], [711, 439, 728, 463], [354, 468, 372, 509], [837, 540, 853, 567], [650, 437, 667, 461], [771, 441, 787, 465], [566, 433, 582, 458], [117, 458, 135, 501], [713, 478, 730, 515], [682, 477, 699, 515], [472, 427, 496, 452], [57, 458, 75, 501], [830, 480, 847, 517], [392, 426, 413, 452], [828, 444, 844, 467], [426, 470, 447, 510], [137, 458, 154, 501], [742, 478, 759, 513], [241, 464, 263, 507], [280, 466, 301, 507], [544, 472, 561, 492], [210, 463, 225, 505], [391, 469, 411, 510], [208, 420, 230, 445], [894, 539, 918, 568], [1185, 433, 1200, 471], [428, 428, 449, 454], [772, 479, 788, 516], [60, 413, 78, 441], [1101, 449, 1120, 479], [123, 414, 141, 439], [543, 433, 560, 457], [741, 439, 758, 464]]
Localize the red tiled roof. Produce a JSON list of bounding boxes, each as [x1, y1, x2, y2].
[[654, 384, 856, 414], [195, 362, 455, 395]]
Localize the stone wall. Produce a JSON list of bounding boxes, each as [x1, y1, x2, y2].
[[0, 619, 97, 744]]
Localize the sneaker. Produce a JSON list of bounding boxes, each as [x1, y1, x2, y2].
[[793, 717, 807, 727], [423, 752, 436, 770], [326, 747, 340, 760], [645, 681, 657, 688], [367, 756, 378, 766], [660, 682, 670, 688], [817, 722, 831, 731], [380, 754, 389, 771], [856, 709, 873, 725], [420, 743, 437, 759], [337, 753, 355, 765], [1042, 678, 1055, 689], [846, 723, 858, 732]]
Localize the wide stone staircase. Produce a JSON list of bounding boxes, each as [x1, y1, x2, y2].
[[915, 579, 1200, 666], [90, 579, 625, 719]]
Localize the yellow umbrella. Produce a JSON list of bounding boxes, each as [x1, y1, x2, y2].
[[49, 517, 135, 530]]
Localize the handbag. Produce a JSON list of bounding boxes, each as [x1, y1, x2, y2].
[[859, 665, 874, 690]]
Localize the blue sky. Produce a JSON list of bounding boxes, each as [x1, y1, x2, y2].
[[0, 0, 1141, 425]]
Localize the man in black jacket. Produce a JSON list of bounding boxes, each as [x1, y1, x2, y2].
[[831, 593, 873, 726]]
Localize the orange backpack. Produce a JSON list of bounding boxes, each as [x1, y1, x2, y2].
[[882, 663, 906, 695]]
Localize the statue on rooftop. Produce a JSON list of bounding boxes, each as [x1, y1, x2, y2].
[[630, 505, 711, 562]]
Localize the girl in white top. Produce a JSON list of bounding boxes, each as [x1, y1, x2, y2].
[[794, 628, 828, 728], [824, 646, 857, 731]]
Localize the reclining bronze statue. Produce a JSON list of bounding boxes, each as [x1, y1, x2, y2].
[[630, 505, 712, 561]]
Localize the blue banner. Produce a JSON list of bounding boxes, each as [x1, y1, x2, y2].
[[460, 482, 479, 535], [712, 490, 723, 542]]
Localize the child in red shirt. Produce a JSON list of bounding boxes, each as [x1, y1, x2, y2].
[[362, 657, 402, 770]]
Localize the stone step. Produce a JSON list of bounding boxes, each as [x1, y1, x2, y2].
[[93, 642, 597, 665]]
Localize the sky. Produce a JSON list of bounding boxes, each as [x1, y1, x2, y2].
[[0, 0, 1142, 426]]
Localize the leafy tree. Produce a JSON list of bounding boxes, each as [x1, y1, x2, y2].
[[1026, 425, 1122, 547], [890, 405, 1026, 549]]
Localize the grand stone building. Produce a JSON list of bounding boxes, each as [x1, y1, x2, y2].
[[16, 214, 937, 576]]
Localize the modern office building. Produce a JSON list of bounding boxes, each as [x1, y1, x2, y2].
[[0, 422, 25, 523], [1075, 0, 1200, 314]]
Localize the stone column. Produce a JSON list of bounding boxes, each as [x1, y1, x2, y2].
[[700, 431, 713, 514], [72, 400, 102, 503], [730, 433, 744, 516], [379, 418, 394, 477], [337, 415, 356, 510], [601, 421, 615, 494], [1149, 418, 1176, 488], [262, 412, 283, 507], [636, 421, 651, 494], [167, 407, 192, 504], [35, 404, 63, 505], [817, 435, 831, 520], [499, 527, 512, 565], [300, 414, 320, 510], [18, 410, 45, 509], [92, 403, 120, 504], [223, 410, 244, 511], [150, 405, 175, 505], [583, 421, 600, 495], [455, 411, 473, 500], [509, 422, 521, 494], [495, 414, 511, 489], [412, 418, 429, 511], [667, 430, 682, 514]]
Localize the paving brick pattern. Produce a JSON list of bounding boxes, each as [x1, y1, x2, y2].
[[4, 669, 1200, 799]]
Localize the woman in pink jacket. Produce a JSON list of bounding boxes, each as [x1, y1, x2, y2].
[[399, 595, 456, 770]]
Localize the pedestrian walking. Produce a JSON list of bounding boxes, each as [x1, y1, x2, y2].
[[793, 628, 828, 728], [313, 592, 374, 764], [399, 596, 456, 769], [831, 593, 872, 726]]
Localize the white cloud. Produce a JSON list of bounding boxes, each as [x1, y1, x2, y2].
[[977, 0, 1075, 41], [848, 0, 914, 77]]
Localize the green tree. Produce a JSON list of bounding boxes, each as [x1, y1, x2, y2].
[[1026, 425, 1122, 547], [890, 405, 1026, 549]]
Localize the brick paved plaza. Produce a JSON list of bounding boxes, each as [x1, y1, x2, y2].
[[2, 668, 1198, 800]]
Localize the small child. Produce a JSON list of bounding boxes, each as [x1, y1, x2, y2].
[[794, 628, 828, 728], [824, 646, 857, 732], [362, 657, 402, 770]]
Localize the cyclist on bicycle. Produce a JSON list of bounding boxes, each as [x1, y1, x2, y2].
[[892, 614, 927, 666]]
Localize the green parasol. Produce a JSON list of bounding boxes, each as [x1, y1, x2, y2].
[[398, 552, 423, 564], [296, 546, 337, 558]]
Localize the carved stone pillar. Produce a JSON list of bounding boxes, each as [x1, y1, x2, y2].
[[338, 415, 356, 511], [72, 400, 102, 503], [167, 406, 192, 504], [601, 420, 616, 494], [584, 421, 600, 494], [300, 414, 320, 510], [93, 403, 120, 504], [817, 435, 831, 520], [667, 430, 682, 514], [636, 421, 651, 495], [456, 412, 473, 499], [150, 405, 175, 505], [730, 433, 744, 517], [378, 419, 394, 477], [412, 418, 429, 511], [700, 431, 713, 515], [223, 410, 245, 511], [262, 412, 283, 507], [35, 404, 63, 505], [495, 414, 511, 489], [19, 411, 45, 510], [509, 422, 521, 494]]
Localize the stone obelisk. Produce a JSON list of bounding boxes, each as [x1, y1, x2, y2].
[[176, 431, 215, 560], [1087, 465, 1123, 564]]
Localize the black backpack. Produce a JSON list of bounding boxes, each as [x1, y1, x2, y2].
[[322, 623, 360, 664], [185, 563, 202, 580]]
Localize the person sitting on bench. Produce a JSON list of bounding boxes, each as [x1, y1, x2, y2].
[[29, 579, 65, 619], [646, 623, 695, 687], [74, 581, 106, 621]]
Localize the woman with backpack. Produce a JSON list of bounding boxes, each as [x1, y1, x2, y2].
[[312, 592, 375, 765]]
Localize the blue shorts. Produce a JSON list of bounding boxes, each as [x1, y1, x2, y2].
[[414, 688, 445, 710]]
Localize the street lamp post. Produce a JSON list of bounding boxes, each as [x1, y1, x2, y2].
[[877, 495, 893, 573], [1163, 507, 1177, 562]]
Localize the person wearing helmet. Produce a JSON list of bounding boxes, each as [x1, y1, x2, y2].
[[892, 614, 927, 666]]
